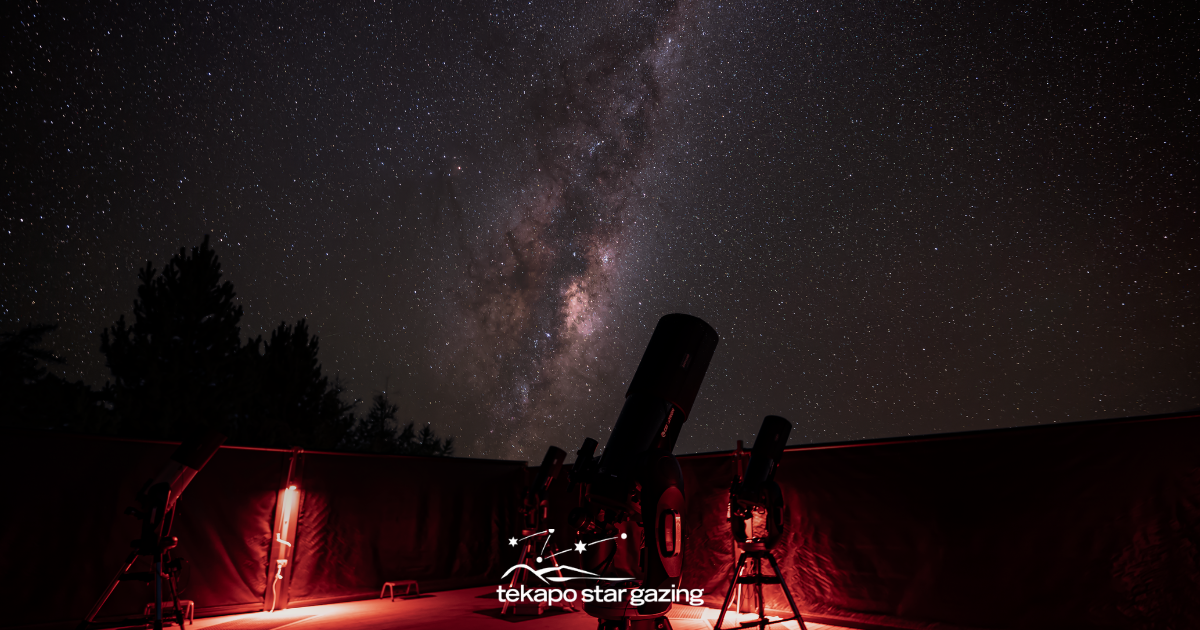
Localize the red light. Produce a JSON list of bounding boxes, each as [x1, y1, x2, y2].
[[277, 486, 298, 548]]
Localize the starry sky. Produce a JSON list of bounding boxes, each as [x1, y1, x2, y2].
[[4, 0, 1196, 460]]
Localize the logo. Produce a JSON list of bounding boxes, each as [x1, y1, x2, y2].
[[503, 528, 630, 584], [498, 529, 706, 606]]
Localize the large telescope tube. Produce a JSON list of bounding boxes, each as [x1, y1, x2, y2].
[[588, 313, 719, 515], [584, 314, 719, 620]]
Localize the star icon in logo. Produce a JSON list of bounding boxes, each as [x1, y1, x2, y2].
[[574, 540, 588, 553], [508, 537, 519, 547]]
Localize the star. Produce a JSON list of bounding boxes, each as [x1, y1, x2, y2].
[[10, 0, 1190, 467], [508, 537, 518, 547], [574, 540, 587, 553]]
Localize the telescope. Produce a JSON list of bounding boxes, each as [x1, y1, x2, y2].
[[502, 445, 568, 615], [79, 428, 226, 630], [525, 445, 568, 531], [716, 416, 807, 630], [569, 313, 720, 630], [729, 415, 790, 547]]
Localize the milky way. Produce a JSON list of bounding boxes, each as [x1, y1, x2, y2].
[[436, 1, 704, 457], [4, 0, 1196, 460]]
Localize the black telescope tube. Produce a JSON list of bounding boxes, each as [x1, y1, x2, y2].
[[741, 415, 792, 492], [591, 314, 719, 512], [531, 446, 567, 501]]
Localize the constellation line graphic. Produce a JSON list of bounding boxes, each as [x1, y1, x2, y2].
[[503, 530, 631, 579]]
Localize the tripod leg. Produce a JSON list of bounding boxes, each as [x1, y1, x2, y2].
[[732, 547, 743, 619], [547, 546, 565, 579], [764, 552, 806, 630], [501, 542, 531, 614], [167, 556, 185, 628], [545, 547, 575, 610], [755, 556, 765, 630], [78, 549, 140, 630], [163, 512, 185, 628], [153, 553, 165, 630], [714, 551, 749, 630]]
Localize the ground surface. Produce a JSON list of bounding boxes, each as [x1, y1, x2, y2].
[[187, 586, 847, 630]]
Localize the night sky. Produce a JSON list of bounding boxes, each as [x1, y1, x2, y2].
[[4, 0, 1196, 460]]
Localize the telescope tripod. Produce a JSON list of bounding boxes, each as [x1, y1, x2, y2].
[[714, 543, 806, 630], [500, 531, 567, 615], [78, 510, 186, 630]]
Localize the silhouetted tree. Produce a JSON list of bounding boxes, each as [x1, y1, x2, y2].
[[345, 393, 403, 454], [2, 323, 62, 385], [101, 235, 245, 439], [412, 423, 455, 457], [345, 392, 455, 456], [23, 235, 453, 454], [235, 320, 354, 449], [1, 324, 63, 429], [1, 323, 111, 432]]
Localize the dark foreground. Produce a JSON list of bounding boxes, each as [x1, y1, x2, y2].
[[185, 586, 842, 630]]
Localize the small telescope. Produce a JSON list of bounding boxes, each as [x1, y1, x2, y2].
[[502, 445, 568, 615], [569, 314, 720, 630], [79, 428, 226, 630], [729, 415, 790, 547], [525, 445, 568, 531], [716, 416, 807, 630]]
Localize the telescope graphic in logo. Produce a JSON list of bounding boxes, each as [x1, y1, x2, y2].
[[503, 529, 630, 584]]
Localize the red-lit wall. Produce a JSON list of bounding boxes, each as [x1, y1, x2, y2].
[[531, 413, 1200, 629], [3, 412, 1196, 630], [0, 434, 524, 629], [674, 413, 1200, 630]]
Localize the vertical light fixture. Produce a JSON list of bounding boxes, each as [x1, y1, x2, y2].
[[277, 485, 297, 548], [267, 448, 303, 613], [269, 485, 297, 612]]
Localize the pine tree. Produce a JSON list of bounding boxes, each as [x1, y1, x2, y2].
[[236, 320, 354, 449], [1, 324, 60, 429], [344, 392, 455, 456], [1, 324, 115, 433], [345, 393, 404, 454], [94, 234, 453, 453], [101, 236, 244, 439], [413, 423, 455, 457], [1, 324, 62, 390]]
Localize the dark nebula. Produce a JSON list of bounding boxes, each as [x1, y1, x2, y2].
[[3, 0, 1196, 459]]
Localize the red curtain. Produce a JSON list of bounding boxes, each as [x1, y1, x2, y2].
[[0, 434, 524, 629], [286, 452, 524, 605], [4, 413, 1196, 630], [677, 413, 1200, 630]]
